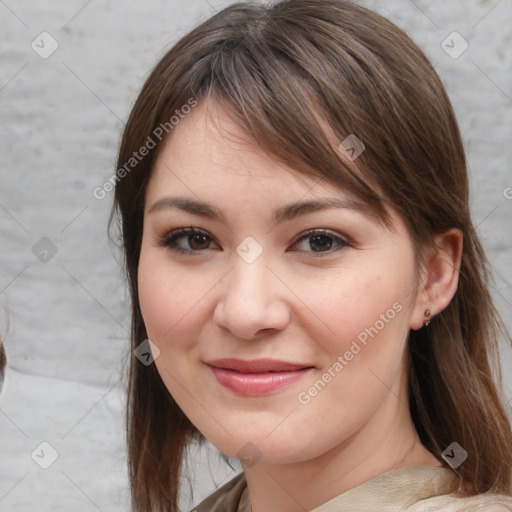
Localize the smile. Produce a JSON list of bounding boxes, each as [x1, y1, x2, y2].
[[205, 358, 314, 396]]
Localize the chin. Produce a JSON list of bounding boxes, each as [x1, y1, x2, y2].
[[204, 426, 328, 467]]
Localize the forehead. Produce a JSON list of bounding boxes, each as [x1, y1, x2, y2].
[[145, 99, 398, 233], [149, 100, 323, 194]]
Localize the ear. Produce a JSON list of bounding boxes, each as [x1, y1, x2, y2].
[[410, 228, 463, 331]]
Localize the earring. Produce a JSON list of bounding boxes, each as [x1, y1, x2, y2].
[[424, 309, 432, 327]]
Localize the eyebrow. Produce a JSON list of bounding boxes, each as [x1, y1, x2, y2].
[[148, 196, 375, 225]]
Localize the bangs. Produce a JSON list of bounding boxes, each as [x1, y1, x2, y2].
[[194, 27, 392, 227], [147, 5, 406, 229]]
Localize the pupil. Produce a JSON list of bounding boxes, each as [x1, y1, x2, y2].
[[189, 233, 209, 250], [310, 234, 332, 252]]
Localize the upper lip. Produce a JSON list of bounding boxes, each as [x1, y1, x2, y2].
[[206, 358, 313, 373]]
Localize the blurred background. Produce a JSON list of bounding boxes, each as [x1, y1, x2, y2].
[[1, 0, 511, 510]]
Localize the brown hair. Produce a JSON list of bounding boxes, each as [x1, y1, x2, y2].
[[110, 1, 512, 510], [0, 340, 5, 382]]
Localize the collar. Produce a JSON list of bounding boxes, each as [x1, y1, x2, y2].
[[190, 464, 460, 512], [310, 465, 460, 511]]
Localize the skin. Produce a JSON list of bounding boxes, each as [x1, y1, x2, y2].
[[138, 100, 463, 512]]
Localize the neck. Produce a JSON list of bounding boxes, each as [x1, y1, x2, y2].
[[241, 375, 441, 512]]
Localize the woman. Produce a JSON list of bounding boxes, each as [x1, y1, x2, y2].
[[110, 0, 512, 510]]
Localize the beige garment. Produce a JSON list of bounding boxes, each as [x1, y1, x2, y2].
[[189, 465, 512, 512]]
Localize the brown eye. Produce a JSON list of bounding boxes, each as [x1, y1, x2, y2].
[[291, 229, 351, 255], [309, 233, 334, 252], [188, 232, 210, 250], [160, 227, 218, 255]]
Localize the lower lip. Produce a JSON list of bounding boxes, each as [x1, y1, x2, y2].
[[208, 365, 313, 396]]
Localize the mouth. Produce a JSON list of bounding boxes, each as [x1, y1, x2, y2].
[[205, 358, 315, 396]]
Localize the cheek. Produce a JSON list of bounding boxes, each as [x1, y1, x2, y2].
[[311, 269, 408, 348], [301, 264, 413, 399], [137, 252, 205, 349], [137, 252, 212, 410], [290, 278, 411, 454]]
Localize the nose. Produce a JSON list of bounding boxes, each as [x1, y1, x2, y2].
[[213, 258, 291, 341]]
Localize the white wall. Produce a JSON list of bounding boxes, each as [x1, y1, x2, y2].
[[1, 0, 511, 510]]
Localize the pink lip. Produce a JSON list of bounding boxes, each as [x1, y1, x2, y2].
[[205, 358, 314, 396]]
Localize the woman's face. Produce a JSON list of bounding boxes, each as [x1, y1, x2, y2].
[[138, 101, 422, 464]]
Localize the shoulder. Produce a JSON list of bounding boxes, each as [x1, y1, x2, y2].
[[410, 492, 512, 511], [189, 472, 246, 512]]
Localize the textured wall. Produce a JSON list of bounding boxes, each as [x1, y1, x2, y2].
[[1, 0, 511, 510]]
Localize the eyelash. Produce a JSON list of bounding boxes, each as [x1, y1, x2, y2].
[[158, 226, 353, 256]]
